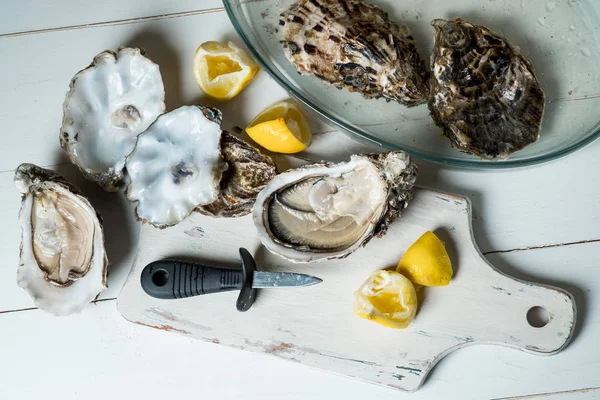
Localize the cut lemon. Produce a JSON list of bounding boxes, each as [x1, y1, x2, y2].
[[354, 270, 417, 329], [193, 41, 260, 101], [397, 231, 453, 287], [245, 100, 312, 153]]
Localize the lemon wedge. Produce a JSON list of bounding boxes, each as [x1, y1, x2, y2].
[[354, 270, 417, 329], [245, 100, 312, 153], [193, 41, 260, 101], [397, 231, 453, 287]]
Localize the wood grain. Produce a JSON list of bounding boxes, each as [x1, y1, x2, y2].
[[117, 189, 576, 391], [0, 0, 223, 36], [1, 242, 597, 399], [0, 2, 598, 398]]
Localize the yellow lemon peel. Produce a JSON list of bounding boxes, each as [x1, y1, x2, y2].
[[354, 270, 417, 329], [397, 231, 453, 287], [193, 41, 260, 101], [245, 101, 312, 153]]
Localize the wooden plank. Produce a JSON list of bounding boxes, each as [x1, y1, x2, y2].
[[0, 0, 223, 36], [493, 387, 600, 400], [117, 189, 576, 391], [0, 1, 597, 398], [0, 241, 598, 399]]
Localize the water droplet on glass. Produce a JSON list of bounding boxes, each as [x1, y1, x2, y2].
[[581, 48, 591, 57], [545, 1, 557, 12], [569, 24, 576, 30]]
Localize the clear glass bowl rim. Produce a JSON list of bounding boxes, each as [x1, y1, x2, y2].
[[222, 0, 600, 169]]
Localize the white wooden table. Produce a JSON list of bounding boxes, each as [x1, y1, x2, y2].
[[1, 2, 599, 399]]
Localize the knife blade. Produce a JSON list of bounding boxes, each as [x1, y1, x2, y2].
[[252, 271, 322, 288], [140, 247, 322, 312]]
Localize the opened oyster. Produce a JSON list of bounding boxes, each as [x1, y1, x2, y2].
[[279, 0, 429, 106], [429, 18, 546, 159], [196, 132, 278, 218], [61, 47, 165, 191], [125, 105, 227, 228], [14, 164, 108, 316], [253, 152, 417, 262]]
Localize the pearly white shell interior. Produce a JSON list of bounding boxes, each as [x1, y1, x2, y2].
[[62, 48, 165, 178], [125, 106, 225, 227]]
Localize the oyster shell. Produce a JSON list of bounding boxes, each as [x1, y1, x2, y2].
[[125, 105, 227, 228], [196, 131, 278, 218], [252, 151, 417, 262], [429, 18, 546, 159], [279, 0, 430, 107], [14, 163, 108, 316], [61, 47, 165, 191]]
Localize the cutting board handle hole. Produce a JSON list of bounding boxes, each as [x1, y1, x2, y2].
[[152, 270, 169, 287], [527, 306, 550, 328]]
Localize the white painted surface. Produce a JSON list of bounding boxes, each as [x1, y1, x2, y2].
[[118, 189, 576, 392], [1, 242, 598, 400], [1, 1, 599, 399], [0, 0, 224, 36]]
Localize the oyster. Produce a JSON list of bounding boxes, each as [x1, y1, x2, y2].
[[125, 105, 227, 228], [61, 47, 165, 191], [429, 18, 546, 159], [252, 151, 417, 263], [279, 0, 430, 107], [14, 163, 108, 316], [196, 131, 278, 218]]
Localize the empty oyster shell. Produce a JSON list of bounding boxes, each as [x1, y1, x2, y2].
[[252, 152, 417, 262], [14, 163, 108, 316], [429, 18, 546, 159], [279, 0, 430, 107], [61, 47, 165, 191], [125, 105, 227, 228], [196, 131, 278, 218]]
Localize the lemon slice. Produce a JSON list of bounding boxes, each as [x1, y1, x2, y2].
[[245, 100, 312, 153], [354, 270, 417, 329], [193, 41, 260, 101], [397, 231, 453, 287]]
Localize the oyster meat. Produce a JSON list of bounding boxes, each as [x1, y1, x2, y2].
[[429, 18, 546, 159], [279, 0, 430, 107], [253, 151, 417, 262], [125, 105, 227, 228], [196, 131, 278, 218], [14, 163, 108, 316], [61, 47, 165, 191]]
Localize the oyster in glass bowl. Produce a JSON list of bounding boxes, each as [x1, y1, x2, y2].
[[223, 0, 600, 167]]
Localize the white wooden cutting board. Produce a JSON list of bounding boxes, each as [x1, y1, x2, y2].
[[117, 188, 576, 392]]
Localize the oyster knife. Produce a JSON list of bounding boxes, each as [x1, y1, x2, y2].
[[140, 248, 321, 312]]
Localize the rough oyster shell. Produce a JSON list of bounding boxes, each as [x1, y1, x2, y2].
[[61, 47, 165, 191], [196, 131, 278, 218], [279, 0, 430, 107], [15, 163, 108, 316], [429, 18, 546, 159], [125, 105, 227, 228], [252, 151, 417, 262]]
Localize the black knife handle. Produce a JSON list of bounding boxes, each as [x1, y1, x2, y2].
[[140, 260, 244, 300], [140, 248, 259, 312]]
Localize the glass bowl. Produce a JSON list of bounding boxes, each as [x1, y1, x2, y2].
[[223, 0, 600, 168]]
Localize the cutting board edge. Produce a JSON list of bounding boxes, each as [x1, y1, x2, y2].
[[115, 188, 577, 392]]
